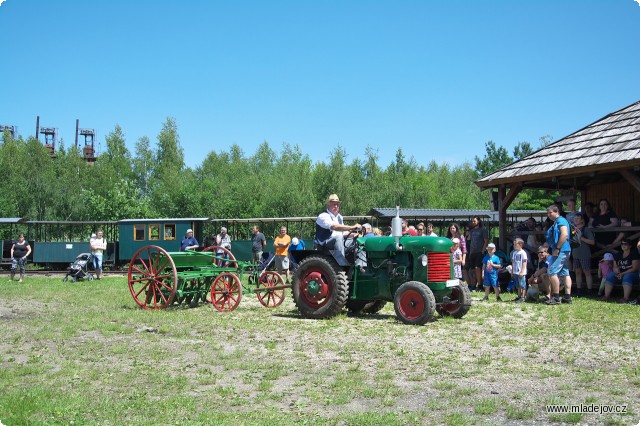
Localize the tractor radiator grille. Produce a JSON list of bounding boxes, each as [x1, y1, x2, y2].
[[427, 252, 451, 282]]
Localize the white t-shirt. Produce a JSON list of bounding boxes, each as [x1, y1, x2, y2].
[[511, 248, 528, 275], [91, 237, 106, 255]]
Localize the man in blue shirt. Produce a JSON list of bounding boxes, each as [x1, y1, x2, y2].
[[544, 204, 573, 305], [180, 229, 199, 251]]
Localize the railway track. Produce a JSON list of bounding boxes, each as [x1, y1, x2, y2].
[[2, 269, 128, 277]]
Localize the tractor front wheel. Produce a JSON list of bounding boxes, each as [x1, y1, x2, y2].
[[436, 284, 472, 319], [293, 255, 348, 319], [394, 281, 435, 325]]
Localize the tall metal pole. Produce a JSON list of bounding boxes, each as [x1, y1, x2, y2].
[[75, 119, 79, 148], [36, 115, 40, 140]]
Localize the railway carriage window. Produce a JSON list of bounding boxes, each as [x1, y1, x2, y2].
[[164, 224, 175, 241], [134, 224, 145, 241], [149, 224, 160, 241]]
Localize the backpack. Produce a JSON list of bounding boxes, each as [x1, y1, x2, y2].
[[568, 223, 582, 249]]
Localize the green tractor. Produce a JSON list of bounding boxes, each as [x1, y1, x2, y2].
[[290, 212, 471, 325]]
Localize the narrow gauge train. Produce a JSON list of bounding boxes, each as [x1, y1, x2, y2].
[[0, 216, 368, 269]]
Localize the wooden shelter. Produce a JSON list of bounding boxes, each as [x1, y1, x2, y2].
[[475, 99, 640, 252]]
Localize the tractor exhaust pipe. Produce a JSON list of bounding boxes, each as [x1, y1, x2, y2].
[[391, 206, 403, 250]]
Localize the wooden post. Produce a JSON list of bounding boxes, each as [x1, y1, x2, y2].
[[498, 183, 523, 252]]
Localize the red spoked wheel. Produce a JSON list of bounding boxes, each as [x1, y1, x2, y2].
[[202, 245, 238, 268], [393, 281, 436, 325], [210, 272, 242, 312], [128, 245, 178, 310], [256, 271, 286, 308]]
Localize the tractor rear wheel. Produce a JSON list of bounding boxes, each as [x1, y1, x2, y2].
[[293, 255, 348, 319], [393, 281, 435, 325], [436, 284, 471, 319]]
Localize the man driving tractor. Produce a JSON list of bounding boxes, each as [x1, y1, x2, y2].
[[315, 193, 362, 264]]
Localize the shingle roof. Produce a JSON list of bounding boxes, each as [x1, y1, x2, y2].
[[476, 100, 640, 188]]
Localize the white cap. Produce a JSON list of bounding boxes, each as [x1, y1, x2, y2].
[[291, 237, 299, 246], [363, 223, 372, 230], [487, 243, 496, 249], [451, 237, 460, 244], [186, 229, 193, 233], [602, 252, 614, 261]]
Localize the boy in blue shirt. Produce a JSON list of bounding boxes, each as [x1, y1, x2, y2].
[[481, 243, 502, 301]]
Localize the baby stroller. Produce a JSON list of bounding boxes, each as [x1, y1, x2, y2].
[[248, 252, 278, 285], [63, 253, 95, 282]]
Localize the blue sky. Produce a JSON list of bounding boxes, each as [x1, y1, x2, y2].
[[1, 0, 639, 170]]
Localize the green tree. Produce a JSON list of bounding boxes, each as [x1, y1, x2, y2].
[[82, 179, 154, 220], [155, 117, 184, 176], [132, 136, 154, 196], [513, 141, 534, 160], [149, 118, 187, 216], [0, 133, 23, 217], [23, 137, 57, 220], [474, 141, 513, 177], [100, 125, 133, 183]]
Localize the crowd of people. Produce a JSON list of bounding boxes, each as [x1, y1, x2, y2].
[[173, 196, 639, 306], [459, 198, 640, 305], [8, 196, 638, 304]]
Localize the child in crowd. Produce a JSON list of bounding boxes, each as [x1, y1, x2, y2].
[[481, 243, 502, 301], [598, 253, 615, 296], [511, 238, 528, 303], [452, 238, 463, 280]]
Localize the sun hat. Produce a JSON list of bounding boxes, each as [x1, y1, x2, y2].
[[186, 229, 193, 233], [602, 253, 614, 261], [291, 237, 299, 246], [452, 237, 460, 244], [327, 194, 340, 203]]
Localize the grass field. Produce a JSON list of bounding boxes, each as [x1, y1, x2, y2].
[[1, 276, 639, 425]]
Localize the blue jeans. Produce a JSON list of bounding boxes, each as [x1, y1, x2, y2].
[[605, 271, 639, 287], [92, 253, 103, 271], [318, 234, 349, 266]]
